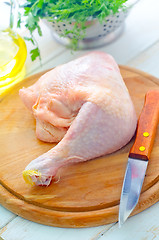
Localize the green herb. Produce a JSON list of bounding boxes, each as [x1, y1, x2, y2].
[[9, 0, 14, 29], [30, 47, 40, 61], [18, 0, 128, 61]]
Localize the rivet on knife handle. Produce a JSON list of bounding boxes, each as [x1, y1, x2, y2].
[[129, 90, 159, 161]]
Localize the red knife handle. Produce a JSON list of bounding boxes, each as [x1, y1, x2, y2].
[[129, 90, 159, 161]]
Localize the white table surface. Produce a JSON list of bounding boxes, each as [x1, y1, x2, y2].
[[0, 0, 159, 239]]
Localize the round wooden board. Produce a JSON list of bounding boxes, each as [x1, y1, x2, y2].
[[0, 66, 159, 228]]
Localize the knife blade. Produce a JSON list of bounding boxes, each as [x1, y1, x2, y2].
[[119, 89, 159, 227]]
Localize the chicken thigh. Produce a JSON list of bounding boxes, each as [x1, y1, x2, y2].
[[20, 51, 137, 186]]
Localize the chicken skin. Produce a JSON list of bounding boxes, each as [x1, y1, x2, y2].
[[20, 51, 137, 186]]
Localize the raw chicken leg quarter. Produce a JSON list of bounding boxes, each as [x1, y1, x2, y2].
[[20, 51, 137, 186]]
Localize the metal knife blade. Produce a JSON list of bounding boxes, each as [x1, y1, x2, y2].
[[119, 157, 148, 226], [119, 90, 159, 227]]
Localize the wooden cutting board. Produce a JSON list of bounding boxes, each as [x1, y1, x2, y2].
[[0, 66, 159, 228]]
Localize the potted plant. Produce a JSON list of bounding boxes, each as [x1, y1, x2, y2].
[[17, 0, 138, 61]]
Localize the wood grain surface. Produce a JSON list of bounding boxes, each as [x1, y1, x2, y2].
[[0, 66, 159, 228]]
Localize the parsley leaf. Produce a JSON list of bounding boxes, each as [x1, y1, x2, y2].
[[18, 0, 128, 61], [30, 47, 40, 61]]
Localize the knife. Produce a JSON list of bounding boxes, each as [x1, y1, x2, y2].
[[119, 89, 159, 227]]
